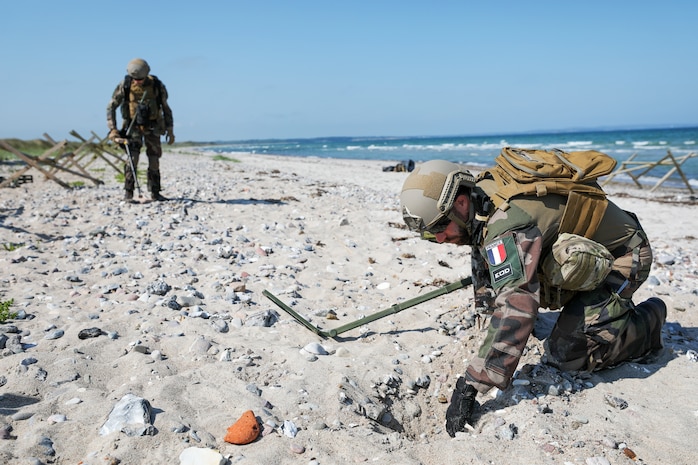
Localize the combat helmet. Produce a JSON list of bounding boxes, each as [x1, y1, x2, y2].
[[400, 160, 476, 234], [126, 58, 150, 79]]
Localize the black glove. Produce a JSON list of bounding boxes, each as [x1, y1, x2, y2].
[[445, 377, 478, 437]]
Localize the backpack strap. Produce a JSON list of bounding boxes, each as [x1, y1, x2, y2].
[[149, 75, 164, 108]]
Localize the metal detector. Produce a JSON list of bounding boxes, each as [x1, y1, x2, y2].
[[123, 142, 143, 199], [263, 276, 472, 338]]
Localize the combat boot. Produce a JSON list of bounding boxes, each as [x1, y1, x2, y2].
[[618, 297, 667, 365], [124, 190, 134, 201], [636, 297, 667, 351], [151, 192, 168, 201]]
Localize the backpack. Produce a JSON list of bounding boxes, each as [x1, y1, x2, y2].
[[478, 147, 617, 238]]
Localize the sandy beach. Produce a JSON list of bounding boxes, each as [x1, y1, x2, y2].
[[0, 149, 697, 465]]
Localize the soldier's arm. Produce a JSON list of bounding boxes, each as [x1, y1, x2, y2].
[[464, 225, 543, 393], [106, 81, 125, 132]]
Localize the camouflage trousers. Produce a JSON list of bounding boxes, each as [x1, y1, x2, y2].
[[124, 131, 163, 195], [545, 237, 666, 371]]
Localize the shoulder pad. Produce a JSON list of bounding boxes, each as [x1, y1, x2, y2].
[[484, 202, 533, 242]]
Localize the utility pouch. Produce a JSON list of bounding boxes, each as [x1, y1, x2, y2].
[[542, 233, 614, 291], [135, 103, 150, 126]]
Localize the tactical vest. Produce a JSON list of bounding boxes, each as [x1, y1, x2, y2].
[[120, 75, 164, 131]]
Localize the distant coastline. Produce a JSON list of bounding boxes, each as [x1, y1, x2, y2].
[[198, 124, 698, 146]]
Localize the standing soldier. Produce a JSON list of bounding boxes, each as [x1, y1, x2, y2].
[[107, 58, 174, 202]]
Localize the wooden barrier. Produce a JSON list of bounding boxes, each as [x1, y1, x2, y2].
[[602, 150, 696, 194], [0, 131, 125, 189]]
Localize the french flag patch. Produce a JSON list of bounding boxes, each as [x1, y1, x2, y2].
[[486, 239, 507, 266]]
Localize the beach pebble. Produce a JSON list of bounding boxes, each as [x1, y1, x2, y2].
[[404, 401, 422, 418], [415, 375, 430, 389], [210, 319, 228, 333], [655, 253, 676, 266], [147, 280, 171, 296], [179, 295, 202, 307], [99, 394, 155, 437], [282, 420, 298, 438], [245, 310, 279, 327], [179, 447, 226, 465], [78, 327, 103, 339], [11, 411, 34, 421], [604, 395, 628, 410], [31, 436, 55, 458], [335, 347, 350, 357], [302, 342, 329, 355], [44, 329, 64, 340], [585, 458, 611, 465], [189, 337, 212, 354], [290, 443, 306, 454]]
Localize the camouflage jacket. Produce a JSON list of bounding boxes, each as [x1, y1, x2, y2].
[[106, 75, 173, 136], [464, 178, 642, 393]]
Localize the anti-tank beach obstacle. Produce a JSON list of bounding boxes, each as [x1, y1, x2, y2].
[[0, 131, 124, 189], [603, 149, 696, 194]]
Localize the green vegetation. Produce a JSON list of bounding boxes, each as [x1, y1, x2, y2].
[[115, 172, 146, 183], [0, 299, 17, 323], [0, 138, 53, 158], [212, 154, 240, 162], [1, 137, 236, 165], [2, 242, 25, 252]]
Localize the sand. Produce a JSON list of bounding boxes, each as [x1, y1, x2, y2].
[[0, 149, 697, 465]]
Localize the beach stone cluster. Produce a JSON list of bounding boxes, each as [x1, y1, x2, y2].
[[0, 151, 695, 464]]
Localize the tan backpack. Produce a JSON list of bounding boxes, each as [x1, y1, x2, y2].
[[479, 147, 617, 238]]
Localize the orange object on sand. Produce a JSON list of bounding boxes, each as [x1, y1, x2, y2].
[[224, 410, 260, 445]]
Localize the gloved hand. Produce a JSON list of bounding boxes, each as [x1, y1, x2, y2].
[[165, 128, 175, 145], [445, 377, 478, 437], [108, 129, 120, 142]]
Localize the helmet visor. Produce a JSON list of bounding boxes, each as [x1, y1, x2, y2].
[[402, 207, 452, 234], [401, 167, 475, 234]]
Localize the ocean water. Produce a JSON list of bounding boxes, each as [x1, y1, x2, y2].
[[205, 126, 698, 189]]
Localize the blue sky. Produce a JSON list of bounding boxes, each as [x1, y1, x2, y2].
[[2, 1, 696, 142]]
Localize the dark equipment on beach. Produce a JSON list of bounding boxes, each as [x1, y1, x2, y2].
[[114, 91, 149, 200], [383, 159, 415, 172], [263, 276, 472, 339]]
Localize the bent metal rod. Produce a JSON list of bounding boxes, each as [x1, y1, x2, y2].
[[263, 276, 472, 339]]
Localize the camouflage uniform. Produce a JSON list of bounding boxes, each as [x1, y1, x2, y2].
[[107, 75, 174, 197], [464, 178, 666, 394]]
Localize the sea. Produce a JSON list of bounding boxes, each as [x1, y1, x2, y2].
[[204, 126, 698, 189]]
